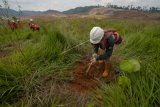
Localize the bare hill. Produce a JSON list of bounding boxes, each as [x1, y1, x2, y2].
[[21, 7, 160, 20], [88, 7, 160, 20]]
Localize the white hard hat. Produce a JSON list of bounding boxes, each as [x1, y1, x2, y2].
[[90, 27, 104, 44], [30, 19, 33, 21], [11, 20, 15, 23]]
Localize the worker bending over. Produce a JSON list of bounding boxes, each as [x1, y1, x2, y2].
[[8, 20, 17, 31], [90, 27, 122, 77], [29, 19, 40, 31]]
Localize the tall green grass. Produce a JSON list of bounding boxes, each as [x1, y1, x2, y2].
[[0, 26, 82, 105], [88, 19, 160, 107], [0, 18, 160, 106]]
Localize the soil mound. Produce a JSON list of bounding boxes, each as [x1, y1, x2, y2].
[[68, 56, 118, 93]]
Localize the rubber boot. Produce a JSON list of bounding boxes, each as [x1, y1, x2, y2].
[[98, 60, 104, 64], [102, 61, 111, 77]]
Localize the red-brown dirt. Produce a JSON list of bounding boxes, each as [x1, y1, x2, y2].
[[67, 56, 119, 94], [38, 55, 121, 98], [29, 56, 120, 104]]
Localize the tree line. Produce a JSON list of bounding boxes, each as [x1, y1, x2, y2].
[[106, 4, 160, 12]]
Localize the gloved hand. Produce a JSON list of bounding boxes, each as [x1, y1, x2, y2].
[[92, 53, 98, 58], [91, 57, 96, 64]]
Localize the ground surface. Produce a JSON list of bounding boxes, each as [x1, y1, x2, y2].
[[41, 56, 119, 94], [67, 56, 119, 94]]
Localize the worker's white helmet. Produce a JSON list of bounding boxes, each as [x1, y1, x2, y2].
[[11, 20, 15, 23], [30, 19, 33, 21], [90, 27, 104, 44]]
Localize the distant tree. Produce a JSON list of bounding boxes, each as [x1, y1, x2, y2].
[[137, 6, 142, 11], [105, 3, 160, 12], [149, 7, 160, 12], [142, 6, 148, 11], [123, 5, 129, 10], [130, 5, 133, 10]]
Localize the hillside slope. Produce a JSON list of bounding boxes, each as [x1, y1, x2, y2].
[[88, 7, 160, 19]]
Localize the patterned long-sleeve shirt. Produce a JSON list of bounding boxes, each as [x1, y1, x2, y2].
[[92, 30, 116, 61]]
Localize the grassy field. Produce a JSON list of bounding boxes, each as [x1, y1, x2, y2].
[[0, 18, 160, 107]]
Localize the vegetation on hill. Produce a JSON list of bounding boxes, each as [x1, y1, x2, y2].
[[107, 4, 160, 12]]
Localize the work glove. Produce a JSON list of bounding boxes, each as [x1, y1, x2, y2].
[[91, 57, 96, 64], [92, 53, 98, 58]]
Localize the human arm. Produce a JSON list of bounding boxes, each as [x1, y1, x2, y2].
[[90, 44, 99, 63], [92, 44, 99, 54], [96, 36, 114, 61]]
